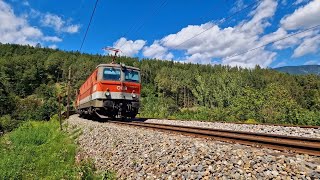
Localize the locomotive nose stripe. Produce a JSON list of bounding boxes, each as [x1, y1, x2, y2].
[[79, 91, 140, 105]]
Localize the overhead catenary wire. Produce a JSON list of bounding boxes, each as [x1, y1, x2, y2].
[[224, 24, 320, 60], [167, 0, 259, 49], [121, 0, 168, 40], [79, 0, 99, 51], [118, 0, 169, 50]]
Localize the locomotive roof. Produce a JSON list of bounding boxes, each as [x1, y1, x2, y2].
[[96, 63, 140, 70]]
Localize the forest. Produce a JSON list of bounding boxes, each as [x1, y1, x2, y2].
[[1, 43, 320, 133]]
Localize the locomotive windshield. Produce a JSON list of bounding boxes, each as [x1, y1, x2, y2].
[[103, 68, 121, 81], [124, 69, 140, 83]]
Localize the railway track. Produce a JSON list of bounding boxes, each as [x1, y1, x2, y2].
[[109, 121, 320, 156], [137, 117, 320, 129]]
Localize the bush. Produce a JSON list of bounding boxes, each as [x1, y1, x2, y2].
[[0, 115, 20, 133], [13, 96, 58, 121]]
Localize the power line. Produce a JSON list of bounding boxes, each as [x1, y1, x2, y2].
[[134, 0, 168, 37], [118, 0, 169, 50], [224, 24, 320, 60], [79, 0, 99, 51], [121, 0, 168, 39], [167, 0, 259, 49]]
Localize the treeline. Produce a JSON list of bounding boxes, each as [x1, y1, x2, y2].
[[0, 43, 320, 133]]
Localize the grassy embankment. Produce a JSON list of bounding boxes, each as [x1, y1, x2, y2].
[[0, 119, 115, 179]]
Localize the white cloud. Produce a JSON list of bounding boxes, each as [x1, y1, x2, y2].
[[185, 53, 213, 64], [143, 41, 173, 60], [292, 35, 320, 57], [48, 44, 58, 49], [112, 37, 146, 57], [263, 28, 318, 50], [223, 49, 276, 68], [110, 0, 319, 67], [304, 60, 319, 65], [273, 61, 287, 68], [64, 25, 80, 33], [157, 0, 278, 68], [281, 0, 320, 30], [0, 0, 43, 45], [294, 0, 309, 5], [230, 0, 245, 13], [0, 0, 65, 46], [239, 0, 278, 35], [42, 36, 62, 42], [41, 13, 80, 34], [22, 1, 29, 6]]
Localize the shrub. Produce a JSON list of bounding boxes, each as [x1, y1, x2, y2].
[[0, 115, 20, 133]]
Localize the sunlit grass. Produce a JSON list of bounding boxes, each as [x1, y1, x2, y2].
[[0, 120, 116, 179]]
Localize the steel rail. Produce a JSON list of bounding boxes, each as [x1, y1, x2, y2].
[[109, 121, 320, 156], [136, 117, 320, 129]]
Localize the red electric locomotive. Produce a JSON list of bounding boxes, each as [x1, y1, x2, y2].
[[75, 49, 141, 119]]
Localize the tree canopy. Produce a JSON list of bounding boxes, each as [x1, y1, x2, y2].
[[0, 43, 320, 131]]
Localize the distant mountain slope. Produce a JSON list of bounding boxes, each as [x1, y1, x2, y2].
[[274, 65, 320, 75]]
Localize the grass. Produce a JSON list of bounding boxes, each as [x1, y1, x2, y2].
[[0, 119, 116, 179]]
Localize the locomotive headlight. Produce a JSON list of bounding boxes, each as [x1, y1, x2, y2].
[[105, 89, 110, 96], [131, 90, 136, 98]]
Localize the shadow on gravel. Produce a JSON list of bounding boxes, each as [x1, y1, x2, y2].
[[77, 114, 150, 123]]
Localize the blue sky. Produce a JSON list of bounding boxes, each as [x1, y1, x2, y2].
[[0, 0, 319, 68]]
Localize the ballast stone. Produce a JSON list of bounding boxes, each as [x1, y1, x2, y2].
[[66, 115, 320, 179]]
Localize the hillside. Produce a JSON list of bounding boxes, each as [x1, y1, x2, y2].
[[274, 65, 320, 75], [0, 43, 320, 129]]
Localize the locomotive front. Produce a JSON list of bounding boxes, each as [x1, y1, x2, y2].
[[76, 63, 141, 119]]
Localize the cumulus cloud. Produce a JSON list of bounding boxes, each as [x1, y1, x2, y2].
[[42, 36, 62, 42], [48, 44, 58, 49], [41, 13, 80, 34], [157, 0, 278, 68], [304, 60, 319, 65], [281, 0, 320, 30], [263, 28, 318, 50], [292, 35, 320, 57], [239, 0, 278, 35], [112, 37, 146, 57], [223, 49, 276, 68], [0, 0, 60, 45], [111, 0, 319, 67], [143, 41, 173, 60]]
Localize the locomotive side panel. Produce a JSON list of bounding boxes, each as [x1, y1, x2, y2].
[[76, 69, 98, 109]]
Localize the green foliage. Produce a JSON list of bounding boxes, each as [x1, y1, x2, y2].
[[100, 170, 117, 180], [0, 43, 320, 126], [78, 159, 96, 180], [0, 115, 20, 133], [0, 120, 114, 179], [0, 120, 76, 179], [244, 119, 258, 124], [0, 81, 15, 116]]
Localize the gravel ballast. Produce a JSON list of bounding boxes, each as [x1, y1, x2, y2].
[[145, 119, 320, 139], [67, 115, 320, 179]]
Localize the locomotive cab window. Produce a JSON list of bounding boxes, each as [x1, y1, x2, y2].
[[103, 68, 121, 81], [124, 69, 140, 83]]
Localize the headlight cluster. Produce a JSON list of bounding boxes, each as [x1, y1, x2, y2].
[[105, 89, 110, 96], [132, 90, 136, 98]]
